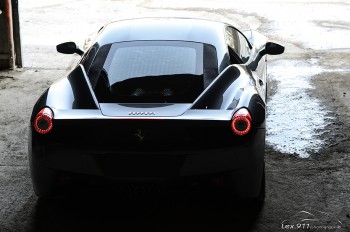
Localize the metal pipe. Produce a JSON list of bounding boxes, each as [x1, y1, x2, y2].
[[5, 0, 15, 69]]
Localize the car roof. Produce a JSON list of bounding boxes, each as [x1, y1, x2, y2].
[[89, 18, 235, 73], [95, 18, 228, 47]]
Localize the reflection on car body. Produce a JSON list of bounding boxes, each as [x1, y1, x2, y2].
[[28, 18, 284, 202]]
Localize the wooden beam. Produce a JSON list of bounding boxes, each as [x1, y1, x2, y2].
[[12, 0, 22, 68], [0, 1, 10, 69], [0, 53, 11, 59], [0, 0, 18, 70]]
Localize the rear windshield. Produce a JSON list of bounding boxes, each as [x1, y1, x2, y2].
[[104, 41, 203, 85], [88, 41, 218, 103]]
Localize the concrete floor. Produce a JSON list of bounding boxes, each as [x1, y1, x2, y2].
[[0, 1, 350, 231]]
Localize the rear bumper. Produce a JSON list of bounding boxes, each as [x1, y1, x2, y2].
[[29, 129, 265, 180]]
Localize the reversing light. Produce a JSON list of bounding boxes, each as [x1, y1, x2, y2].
[[231, 108, 252, 136], [34, 107, 54, 134]]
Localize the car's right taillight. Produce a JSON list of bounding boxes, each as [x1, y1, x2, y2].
[[34, 107, 54, 134], [231, 108, 252, 136]]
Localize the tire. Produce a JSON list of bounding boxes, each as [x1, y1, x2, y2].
[[30, 164, 61, 198], [252, 166, 265, 204], [29, 133, 62, 198], [225, 162, 265, 204]]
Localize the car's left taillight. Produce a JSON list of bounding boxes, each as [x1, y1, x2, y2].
[[231, 108, 252, 136], [34, 107, 54, 134]]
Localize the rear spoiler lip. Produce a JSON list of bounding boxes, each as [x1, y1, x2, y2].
[[52, 108, 234, 121], [99, 103, 192, 117]]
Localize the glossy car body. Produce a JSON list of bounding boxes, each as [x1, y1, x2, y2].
[[28, 18, 284, 199]]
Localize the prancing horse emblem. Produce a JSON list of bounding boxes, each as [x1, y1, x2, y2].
[[134, 129, 145, 141]]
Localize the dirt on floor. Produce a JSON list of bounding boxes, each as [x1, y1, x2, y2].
[[0, 1, 350, 232]]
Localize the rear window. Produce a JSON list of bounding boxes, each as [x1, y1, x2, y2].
[[88, 41, 218, 103], [104, 41, 202, 85]]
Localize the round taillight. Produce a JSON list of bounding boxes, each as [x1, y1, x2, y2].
[[34, 108, 53, 134], [231, 108, 252, 136]]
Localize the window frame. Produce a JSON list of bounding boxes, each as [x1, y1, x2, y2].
[[225, 26, 252, 64]]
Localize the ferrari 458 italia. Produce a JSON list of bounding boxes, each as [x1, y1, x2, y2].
[[28, 18, 284, 200]]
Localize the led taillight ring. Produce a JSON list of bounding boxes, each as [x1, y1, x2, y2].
[[231, 116, 251, 136], [231, 108, 252, 136], [34, 108, 53, 134]]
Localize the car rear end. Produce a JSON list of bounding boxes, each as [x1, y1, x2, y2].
[[30, 106, 264, 181], [29, 27, 265, 197]]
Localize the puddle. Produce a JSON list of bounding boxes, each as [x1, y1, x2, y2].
[[266, 59, 329, 158]]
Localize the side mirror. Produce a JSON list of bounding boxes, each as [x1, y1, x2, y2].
[[265, 42, 284, 55], [56, 42, 84, 56], [249, 42, 285, 71]]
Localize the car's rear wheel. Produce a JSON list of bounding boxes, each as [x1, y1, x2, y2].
[[30, 164, 61, 198], [253, 166, 265, 203], [225, 162, 265, 204]]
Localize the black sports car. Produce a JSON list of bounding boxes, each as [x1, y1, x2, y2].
[[28, 18, 284, 200]]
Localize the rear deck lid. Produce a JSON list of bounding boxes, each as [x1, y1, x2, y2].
[[99, 103, 192, 117]]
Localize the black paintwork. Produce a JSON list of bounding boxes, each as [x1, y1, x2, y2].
[[29, 18, 284, 198]]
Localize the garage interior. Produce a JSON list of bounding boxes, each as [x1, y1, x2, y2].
[[0, 1, 349, 231]]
